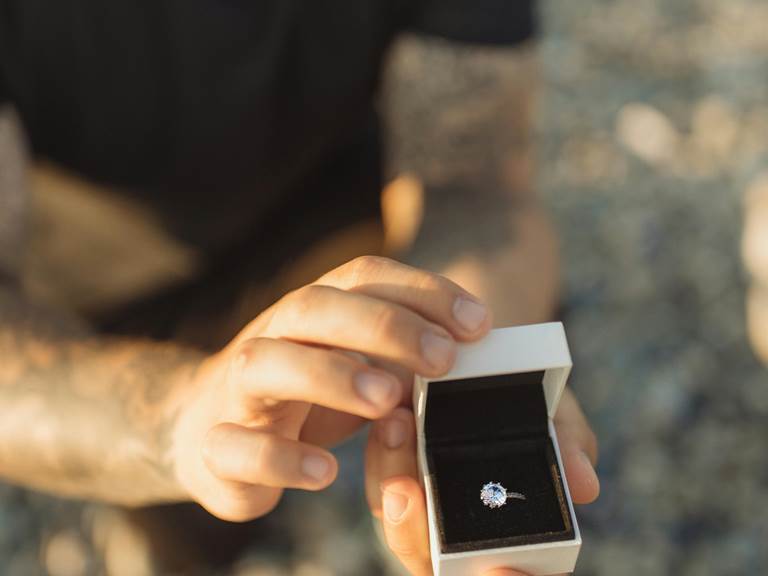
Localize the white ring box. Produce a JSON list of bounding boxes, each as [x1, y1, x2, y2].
[[413, 323, 581, 576]]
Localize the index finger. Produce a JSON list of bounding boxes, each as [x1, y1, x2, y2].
[[316, 256, 494, 341]]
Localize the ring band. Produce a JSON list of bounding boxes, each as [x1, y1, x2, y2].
[[480, 482, 526, 508]]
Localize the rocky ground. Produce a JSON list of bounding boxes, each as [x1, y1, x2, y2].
[[2, 0, 767, 575], [540, 1, 768, 574]]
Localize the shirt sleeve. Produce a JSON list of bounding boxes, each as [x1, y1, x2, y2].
[[407, 0, 537, 45]]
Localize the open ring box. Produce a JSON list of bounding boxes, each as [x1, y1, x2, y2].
[[413, 323, 581, 576]]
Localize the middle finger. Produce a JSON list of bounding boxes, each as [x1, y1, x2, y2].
[[264, 284, 459, 377]]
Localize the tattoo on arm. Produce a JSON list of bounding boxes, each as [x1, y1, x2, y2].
[[1, 105, 205, 505], [0, 285, 205, 505]]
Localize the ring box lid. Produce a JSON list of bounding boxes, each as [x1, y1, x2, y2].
[[414, 322, 573, 440]]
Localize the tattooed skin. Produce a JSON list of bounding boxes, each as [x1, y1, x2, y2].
[[0, 106, 203, 505], [0, 38, 549, 506], [0, 285, 204, 504], [382, 36, 558, 325], [383, 35, 540, 268]]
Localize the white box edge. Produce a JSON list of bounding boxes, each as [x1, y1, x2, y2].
[[413, 323, 581, 576]]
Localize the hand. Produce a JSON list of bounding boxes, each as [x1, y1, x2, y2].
[[366, 390, 599, 576], [169, 256, 493, 521]]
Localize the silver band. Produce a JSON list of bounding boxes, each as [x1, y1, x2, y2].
[[480, 482, 526, 508]]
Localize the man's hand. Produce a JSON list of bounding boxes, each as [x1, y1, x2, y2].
[[171, 256, 493, 521], [365, 390, 599, 576]]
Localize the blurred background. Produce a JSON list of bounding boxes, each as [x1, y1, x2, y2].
[[541, 1, 768, 575], [1, 0, 767, 574]]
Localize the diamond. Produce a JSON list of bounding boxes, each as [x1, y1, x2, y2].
[[480, 482, 526, 508], [480, 482, 508, 508]]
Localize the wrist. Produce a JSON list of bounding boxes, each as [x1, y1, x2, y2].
[[167, 350, 226, 504], [122, 342, 210, 505]]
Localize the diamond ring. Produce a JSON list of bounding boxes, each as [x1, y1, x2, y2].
[[480, 482, 526, 508]]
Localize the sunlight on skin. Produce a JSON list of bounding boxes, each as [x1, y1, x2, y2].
[[743, 172, 768, 364]]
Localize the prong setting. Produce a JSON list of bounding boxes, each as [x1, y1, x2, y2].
[[480, 482, 525, 508]]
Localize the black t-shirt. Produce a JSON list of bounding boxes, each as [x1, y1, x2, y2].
[[0, 0, 535, 335]]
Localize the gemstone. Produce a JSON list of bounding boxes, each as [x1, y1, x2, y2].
[[480, 482, 508, 508]]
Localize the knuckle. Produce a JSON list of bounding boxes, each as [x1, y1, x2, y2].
[[248, 435, 276, 476], [387, 537, 419, 559], [413, 268, 445, 293], [229, 338, 280, 400], [276, 285, 328, 326], [413, 271, 451, 305], [345, 255, 391, 285], [289, 284, 328, 313], [234, 337, 273, 368], [369, 304, 404, 343]]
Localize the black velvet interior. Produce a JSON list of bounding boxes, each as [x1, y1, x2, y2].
[[425, 372, 549, 443], [424, 372, 574, 553]]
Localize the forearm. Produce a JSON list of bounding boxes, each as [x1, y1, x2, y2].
[[0, 284, 204, 505], [431, 203, 560, 326], [405, 198, 559, 325], [383, 36, 558, 324]]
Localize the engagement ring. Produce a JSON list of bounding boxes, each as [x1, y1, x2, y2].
[[480, 482, 526, 508]]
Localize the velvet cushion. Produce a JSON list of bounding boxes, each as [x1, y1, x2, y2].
[[424, 371, 574, 553]]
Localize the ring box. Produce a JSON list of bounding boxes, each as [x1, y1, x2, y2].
[[413, 323, 581, 576]]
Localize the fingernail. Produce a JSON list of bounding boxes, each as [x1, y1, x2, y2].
[[420, 330, 455, 370], [379, 418, 407, 449], [355, 372, 395, 407], [453, 296, 488, 333], [302, 454, 331, 482], [383, 489, 409, 522]]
